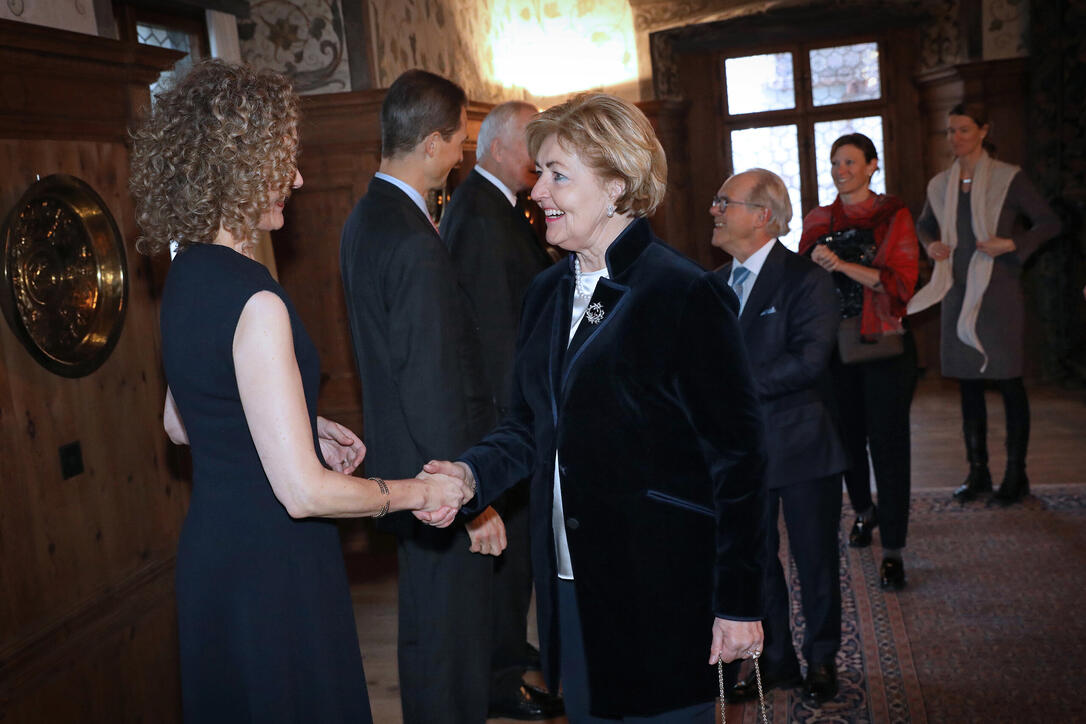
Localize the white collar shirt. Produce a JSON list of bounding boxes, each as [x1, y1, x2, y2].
[[473, 165, 517, 207], [374, 172, 431, 221], [730, 237, 776, 314]]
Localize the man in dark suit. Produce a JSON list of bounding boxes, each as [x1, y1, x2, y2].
[[440, 101, 563, 720], [711, 168, 847, 705], [339, 69, 498, 724]]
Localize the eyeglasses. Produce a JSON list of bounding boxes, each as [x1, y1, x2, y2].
[[711, 196, 765, 210]]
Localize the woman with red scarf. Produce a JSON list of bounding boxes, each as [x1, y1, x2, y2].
[[800, 133, 919, 591]]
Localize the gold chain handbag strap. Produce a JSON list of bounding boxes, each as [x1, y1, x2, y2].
[[717, 653, 769, 724]]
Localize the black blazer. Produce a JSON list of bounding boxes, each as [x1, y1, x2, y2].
[[719, 241, 846, 488], [340, 177, 496, 530], [458, 219, 767, 717], [442, 169, 552, 415]]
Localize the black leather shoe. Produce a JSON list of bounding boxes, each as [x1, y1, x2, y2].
[[991, 465, 1029, 507], [953, 465, 993, 502], [849, 508, 878, 548], [488, 681, 565, 720], [879, 557, 906, 591], [727, 667, 802, 703], [802, 663, 838, 704]]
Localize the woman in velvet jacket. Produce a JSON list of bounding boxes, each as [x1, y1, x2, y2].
[[424, 94, 768, 723]]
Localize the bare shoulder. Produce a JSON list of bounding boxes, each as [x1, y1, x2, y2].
[[234, 290, 291, 345]]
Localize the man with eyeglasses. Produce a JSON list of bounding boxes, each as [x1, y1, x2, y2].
[[711, 168, 847, 705]]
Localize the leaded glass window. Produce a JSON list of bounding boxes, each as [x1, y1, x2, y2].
[[814, 116, 886, 205], [137, 22, 200, 102], [720, 38, 890, 239]]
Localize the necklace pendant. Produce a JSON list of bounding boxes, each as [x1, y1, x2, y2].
[[585, 301, 605, 325]]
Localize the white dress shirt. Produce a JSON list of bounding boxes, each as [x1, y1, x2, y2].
[[729, 237, 776, 315], [553, 265, 609, 580], [473, 165, 517, 207], [374, 172, 430, 221]]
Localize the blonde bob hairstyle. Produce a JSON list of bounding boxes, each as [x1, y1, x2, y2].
[[129, 59, 299, 255], [526, 93, 666, 218]]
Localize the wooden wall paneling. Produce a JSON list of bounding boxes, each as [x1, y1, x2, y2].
[[882, 28, 928, 215], [0, 20, 182, 143], [676, 49, 729, 271], [0, 137, 187, 637], [283, 91, 385, 442], [0, 19, 185, 722], [637, 99, 694, 262]]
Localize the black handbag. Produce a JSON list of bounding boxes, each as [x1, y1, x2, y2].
[[817, 226, 903, 364]]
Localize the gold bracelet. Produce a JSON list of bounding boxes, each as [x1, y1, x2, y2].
[[369, 477, 389, 518]]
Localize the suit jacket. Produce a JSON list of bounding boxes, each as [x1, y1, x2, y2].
[[458, 218, 767, 717], [441, 169, 552, 415], [720, 241, 846, 487], [340, 177, 496, 532]]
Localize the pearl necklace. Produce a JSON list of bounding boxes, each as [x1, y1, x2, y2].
[[573, 256, 599, 299]]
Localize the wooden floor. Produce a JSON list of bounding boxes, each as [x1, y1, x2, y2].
[[348, 378, 1086, 723]]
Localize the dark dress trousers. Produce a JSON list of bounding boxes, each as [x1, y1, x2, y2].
[[720, 241, 847, 675], [340, 177, 497, 724], [442, 169, 553, 694], [458, 218, 768, 718]]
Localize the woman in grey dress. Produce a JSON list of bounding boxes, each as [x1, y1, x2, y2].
[[909, 102, 1061, 505]]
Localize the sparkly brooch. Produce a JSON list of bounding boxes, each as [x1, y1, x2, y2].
[[585, 301, 605, 325]]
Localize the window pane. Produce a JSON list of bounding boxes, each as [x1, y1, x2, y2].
[[137, 23, 195, 102], [730, 125, 802, 251], [724, 53, 795, 115], [809, 42, 881, 107], [814, 117, 886, 206]]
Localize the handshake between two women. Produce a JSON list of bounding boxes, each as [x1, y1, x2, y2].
[[317, 418, 474, 527], [412, 460, 476, 528]]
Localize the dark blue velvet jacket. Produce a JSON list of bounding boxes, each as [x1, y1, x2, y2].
[[459, 219, 767, 717]]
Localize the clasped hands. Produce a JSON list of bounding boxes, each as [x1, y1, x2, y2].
[[411, 460, 479, 530]]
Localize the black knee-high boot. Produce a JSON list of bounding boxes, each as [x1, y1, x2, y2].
[[953, 418, 992, 502], [993, 381, 1030, 506]]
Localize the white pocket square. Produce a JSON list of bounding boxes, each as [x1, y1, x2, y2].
[[760, 306, 777, 316]]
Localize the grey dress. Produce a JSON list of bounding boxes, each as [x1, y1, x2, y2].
[[917, 172, 1060, 379]]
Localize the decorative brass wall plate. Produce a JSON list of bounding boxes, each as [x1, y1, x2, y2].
[[0, 174, 128, 377]]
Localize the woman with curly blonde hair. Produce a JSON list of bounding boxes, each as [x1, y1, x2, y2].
[[130, 60, 471, 723]]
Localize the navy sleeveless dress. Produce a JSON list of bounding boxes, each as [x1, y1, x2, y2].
[[161, 244, 371, 723]]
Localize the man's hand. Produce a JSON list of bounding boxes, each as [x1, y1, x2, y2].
[[316, 416, 366, 474], [466, 506, 506, 556], [709, 618, 764, 665]]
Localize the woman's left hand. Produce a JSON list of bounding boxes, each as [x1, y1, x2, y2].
[[316, 416, 366, 474], [709, 618, 764, 664], [976, 236, 1016, 258], [811, 244, 841, 272]]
